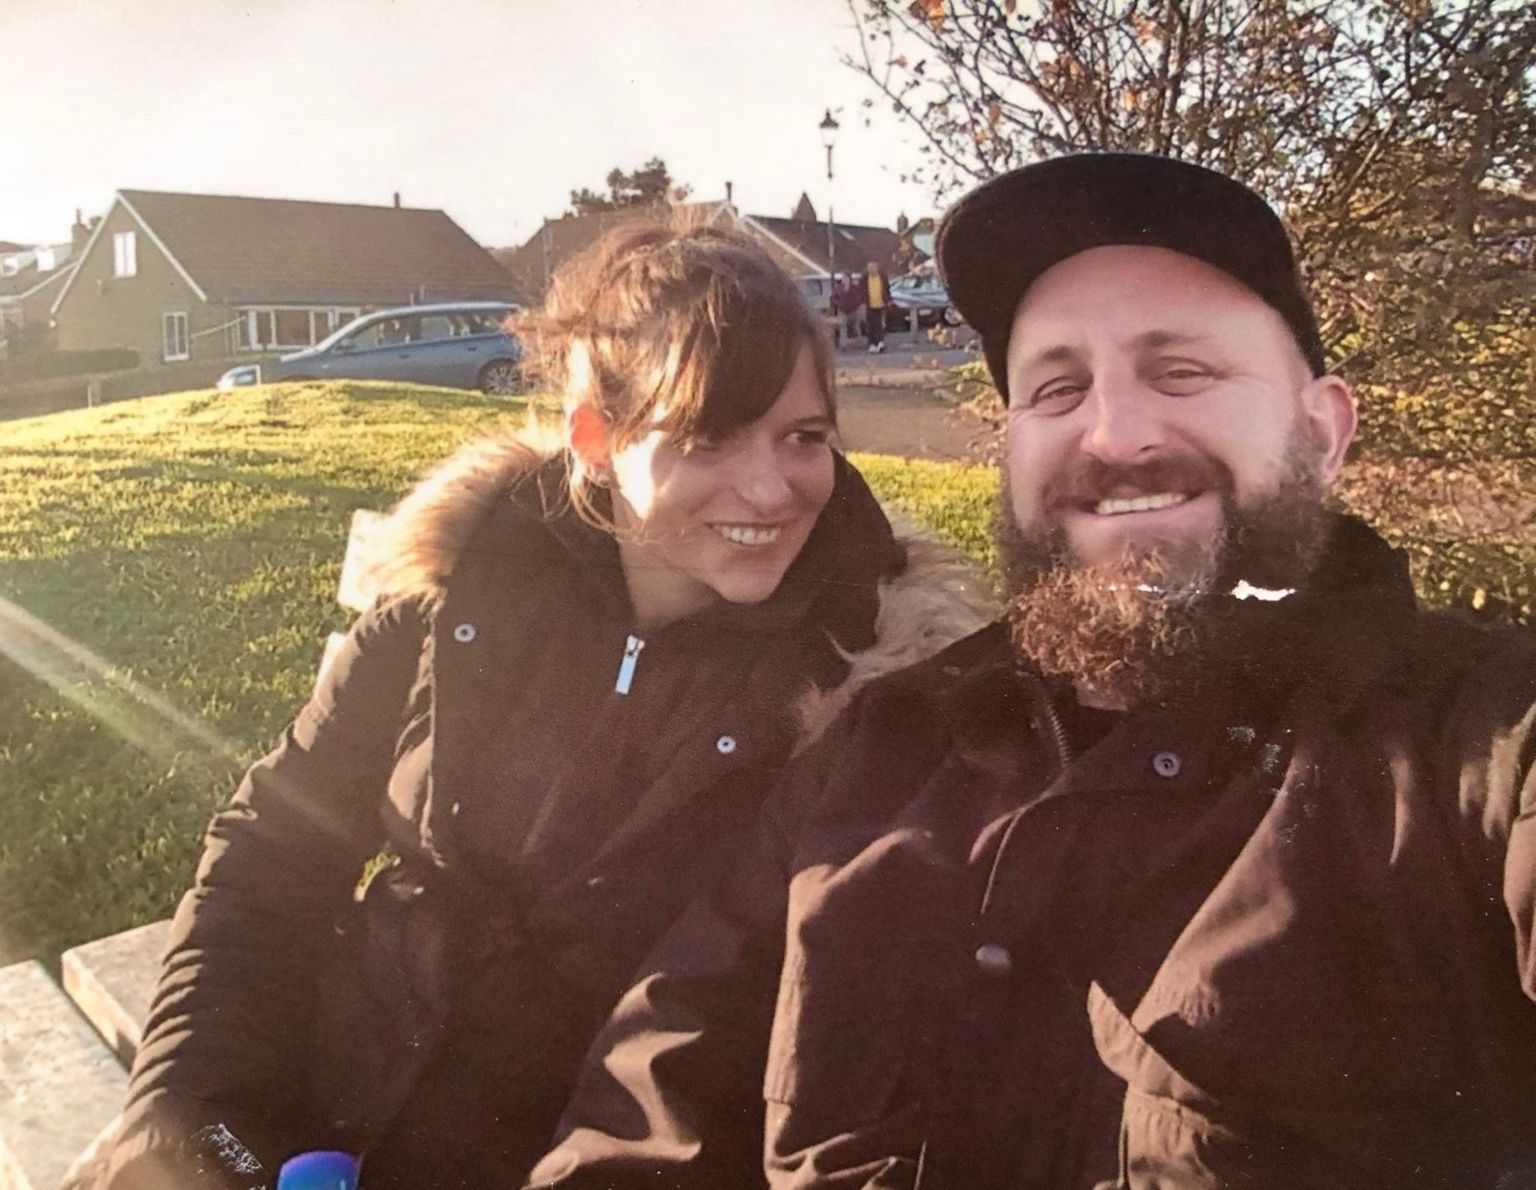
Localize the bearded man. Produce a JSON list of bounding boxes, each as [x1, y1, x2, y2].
[[526, 155, 1536, 1190]]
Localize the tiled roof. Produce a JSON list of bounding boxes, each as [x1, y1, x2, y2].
[[117, 190, 515, 305], [0, 243, 77, 300], [745, 215, 903, 276], [497, 202, 910, 300], [0, 263, 74, 301], [494, 201, 727, 298]]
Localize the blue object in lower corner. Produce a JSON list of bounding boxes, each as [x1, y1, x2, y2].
[[276, 1150, 361, 1190]]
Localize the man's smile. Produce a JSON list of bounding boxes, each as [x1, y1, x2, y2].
[[1090, 491, 1194, 516]]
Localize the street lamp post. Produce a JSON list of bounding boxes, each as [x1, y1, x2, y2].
[[819, 109, 839, 290]]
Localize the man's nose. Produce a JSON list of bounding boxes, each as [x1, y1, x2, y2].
[[1079, 377, 1166, 464]]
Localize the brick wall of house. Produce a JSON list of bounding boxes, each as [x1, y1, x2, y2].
[[52, 201, 211, 367]]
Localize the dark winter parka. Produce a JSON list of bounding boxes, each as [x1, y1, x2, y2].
[[100, 437, 961, 1188], [531, 515, 1536, 1190]]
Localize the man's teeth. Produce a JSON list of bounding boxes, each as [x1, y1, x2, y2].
[[1093, 492, 1190, 516], [714, 524, 782, 546]]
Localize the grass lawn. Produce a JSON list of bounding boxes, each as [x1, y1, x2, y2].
[[0, 381, 999, 962]]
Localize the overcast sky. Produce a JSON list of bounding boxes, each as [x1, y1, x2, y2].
[[2, 0, 941, 249]]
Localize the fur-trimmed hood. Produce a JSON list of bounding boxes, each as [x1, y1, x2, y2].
[[797, 514, 998, 744], [371, 427, 562, 602]]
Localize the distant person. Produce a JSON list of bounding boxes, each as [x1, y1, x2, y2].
[[834, 272, 864, 347], [96, 223, 954, 1189], [863, 261, 889, 354]]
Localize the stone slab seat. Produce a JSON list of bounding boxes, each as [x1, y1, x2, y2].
[[58, 922, 171, 1071], [0, 962, 128, 1190]]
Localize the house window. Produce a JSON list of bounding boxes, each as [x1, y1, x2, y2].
[[235, 306, 361, 352], [113, 232, 138, 278], [162, 312, 189, 362]]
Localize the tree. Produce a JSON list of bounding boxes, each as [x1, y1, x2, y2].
[[568, 157, 692, 215], [844, 0, 1536, 460]]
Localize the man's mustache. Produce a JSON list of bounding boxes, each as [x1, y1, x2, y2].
[[1042, 453, 1235, 509]]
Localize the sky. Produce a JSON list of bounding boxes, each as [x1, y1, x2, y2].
[[1, 0, 940, 250]]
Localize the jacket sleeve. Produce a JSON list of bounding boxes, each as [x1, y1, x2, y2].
[[102, 597, 429, 1189], [524, 733, 842, 1190], [1486, 632, 1536, 1003]]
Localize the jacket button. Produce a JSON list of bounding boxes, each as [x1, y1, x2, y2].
[[452, 622, 477, 643], [716, 735, 738, 755], [1152, 751, 1182, 778], [974, 943, 1013, 978]]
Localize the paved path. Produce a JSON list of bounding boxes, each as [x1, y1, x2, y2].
[[836, 385, 986, 462], [830, 339, 994, 463]]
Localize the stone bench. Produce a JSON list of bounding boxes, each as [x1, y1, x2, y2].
[[0, 509, 385, 1189]]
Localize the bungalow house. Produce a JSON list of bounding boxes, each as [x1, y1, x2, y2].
[[494, 191, 904, 310], [51, 191, 516, 377], [0, 220, 86, 358]]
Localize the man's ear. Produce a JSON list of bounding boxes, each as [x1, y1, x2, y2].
[[1300, 374, 1357, 483], [567, 403, 612, 472]]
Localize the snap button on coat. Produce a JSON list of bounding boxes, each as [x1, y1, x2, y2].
[[716, 735, 738, 755], [452, 622, 477, 643], [975, 943, 1013, 977], [1152, 750, 1182, 778]]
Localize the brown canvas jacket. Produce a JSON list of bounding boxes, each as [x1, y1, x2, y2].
[[531, 516, 1536, 1189], [100, 437, 988, 1189]]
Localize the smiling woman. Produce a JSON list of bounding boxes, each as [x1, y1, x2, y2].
[[99, 222, 918, 1189]]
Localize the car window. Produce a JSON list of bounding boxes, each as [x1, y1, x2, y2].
[[453, 310, 504, 335], [415, 314, 458, 343]]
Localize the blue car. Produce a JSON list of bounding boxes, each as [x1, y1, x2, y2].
[[217, 301, 523, 394]]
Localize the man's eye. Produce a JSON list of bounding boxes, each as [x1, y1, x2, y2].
[[1029, 382, 1087, 412], [679, 435, 722, 455], [1152, 364, 1216, 392]]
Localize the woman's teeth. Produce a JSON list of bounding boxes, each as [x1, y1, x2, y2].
[[713, 524, 782, 546], [1093, 492, 1191, 516]]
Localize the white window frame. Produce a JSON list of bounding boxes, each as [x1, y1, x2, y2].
[[113, 231, 138, 278], [162, 311, 189, 362], [233, 305, 362, 353]]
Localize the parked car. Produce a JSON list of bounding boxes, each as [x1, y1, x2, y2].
[[886, 273, 963, 329], [216, 301, 522, 394]]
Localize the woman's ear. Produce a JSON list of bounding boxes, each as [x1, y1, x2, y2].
[[1300, 374, 1357, 483], [567, 403, 612, 473]]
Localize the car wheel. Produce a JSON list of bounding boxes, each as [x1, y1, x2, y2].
[[941, 307, 965, 328], [479, 359, 522, 396]]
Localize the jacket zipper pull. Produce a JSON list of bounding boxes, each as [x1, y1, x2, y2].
[[614, 634, 645, 695]]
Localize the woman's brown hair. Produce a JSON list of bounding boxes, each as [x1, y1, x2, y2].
[[513, 216, 837, 525]]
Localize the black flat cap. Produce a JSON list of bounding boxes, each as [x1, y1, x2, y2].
[[935, 153, 1327, 401]]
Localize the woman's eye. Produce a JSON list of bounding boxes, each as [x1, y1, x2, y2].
[[679, 436, 722, 455], [789, 428, 831, 446]]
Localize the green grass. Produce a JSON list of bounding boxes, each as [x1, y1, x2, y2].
[[0, 381, 1000, 961]]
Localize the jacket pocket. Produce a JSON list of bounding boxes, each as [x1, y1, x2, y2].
[[308, 866, 451, 1148]]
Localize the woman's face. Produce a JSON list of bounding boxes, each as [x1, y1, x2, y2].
[[608, 344, 837, 627]]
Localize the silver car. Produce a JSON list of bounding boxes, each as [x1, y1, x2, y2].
[[217, 301, 523, 394]]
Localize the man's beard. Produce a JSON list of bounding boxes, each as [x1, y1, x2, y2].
[[1001, 431, 1334, 707]]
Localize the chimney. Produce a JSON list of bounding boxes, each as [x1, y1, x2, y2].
[[725, 180, 734, 206], [71, 208, 89, 253], [393, 192, 401, 209]]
